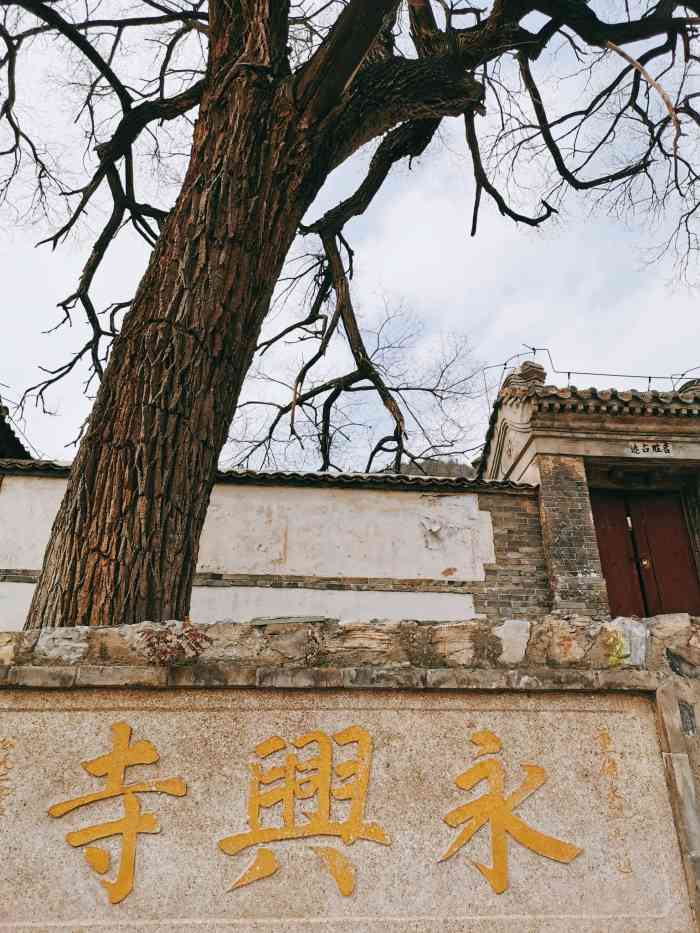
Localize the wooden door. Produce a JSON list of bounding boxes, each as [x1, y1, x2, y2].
[[591, 489, 700, 617], [627, 493, 700, 616], [590, 490, 646, 617]]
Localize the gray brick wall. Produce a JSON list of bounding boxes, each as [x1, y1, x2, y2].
[[537, 454, 609, 613], [471, 492, 551, 618]]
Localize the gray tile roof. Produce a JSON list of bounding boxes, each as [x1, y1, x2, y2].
[[0, 458, 536, 495], [477, 382, 700, 478], [0, 406, 31, 460]]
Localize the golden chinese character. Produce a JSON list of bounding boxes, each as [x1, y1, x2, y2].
[[219, 726, 390, 896], [439, 730, 582, 894], [48, 721, 187, 905]]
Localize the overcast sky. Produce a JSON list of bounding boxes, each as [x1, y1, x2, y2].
[[1, 24, 698, 465]]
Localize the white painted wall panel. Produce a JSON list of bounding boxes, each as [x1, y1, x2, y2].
[[190, 585, 475, 624], [0, 582, 475, 631], [0, 476, 496, 581], [198, 485, 494, 580], [0, 582, 33, 631], [0, 476, 66, 569]]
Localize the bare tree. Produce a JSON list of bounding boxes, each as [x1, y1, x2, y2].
[[229, 297, 486, 472], [1, 0, 697, 628]]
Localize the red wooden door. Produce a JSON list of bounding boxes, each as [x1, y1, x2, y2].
[[591, 489, 700, 617], [627, 493, 700, 616], [590, 490, 646, 617]]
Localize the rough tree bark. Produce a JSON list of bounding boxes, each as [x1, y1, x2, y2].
[[25, 0, 482, 627]]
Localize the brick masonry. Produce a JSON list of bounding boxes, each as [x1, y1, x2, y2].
[[472, 491, 551, 618], [538, 454, 609, 613]]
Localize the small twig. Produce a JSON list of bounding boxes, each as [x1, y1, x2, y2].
[[606, 40, 682, 156]]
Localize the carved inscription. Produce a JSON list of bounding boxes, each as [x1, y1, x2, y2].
[[0, 738, 14, 816], [43, 721, 588, 906], [48, 722, 187, 905], [219, 726, 390, 896], [440, 730, 582, 894]]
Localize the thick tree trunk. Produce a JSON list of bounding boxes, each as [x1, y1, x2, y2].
[[26, 30, 322, 627], [25, 1, 484, 628]]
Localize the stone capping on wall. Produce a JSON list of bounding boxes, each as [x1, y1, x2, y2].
[[0, 612, 697, 691]]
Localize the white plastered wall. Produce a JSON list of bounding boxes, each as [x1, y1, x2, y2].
[[0, 475, 495, 630]]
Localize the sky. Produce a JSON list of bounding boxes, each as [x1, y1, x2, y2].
[[1, 7, 698, 466]]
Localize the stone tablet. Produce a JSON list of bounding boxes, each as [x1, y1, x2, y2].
[[0, 689, 693, 932]]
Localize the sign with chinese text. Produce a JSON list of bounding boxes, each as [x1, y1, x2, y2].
[[627, 440, 674, 457], [0, 689, 693, 931]]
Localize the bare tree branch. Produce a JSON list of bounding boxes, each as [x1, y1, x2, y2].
[[295, 0, 399, 119]]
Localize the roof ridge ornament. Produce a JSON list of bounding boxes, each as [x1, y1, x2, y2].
[[501, 361, 547, 392], [678, 378, 700, 397]]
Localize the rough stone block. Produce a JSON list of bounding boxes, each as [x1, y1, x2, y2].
[[587, 618, 647, 669], [342, 666, 426, 689], [34, 626, 89, 665], [320, 621, 412, 667], [9, 665, 76, 688], [647, 614, 694, 670], [0, 632, 17, 666], [256, 667, 345, 689], [168, 663, 258, 688], [75, 665, 167, 688], [86, 628, 147, 666], [546, 617, 602, 667], [12, 630, 39, 665], [426, 622, 475, 667], [493, 619, 530, 666], [200, 620, 267, 665]]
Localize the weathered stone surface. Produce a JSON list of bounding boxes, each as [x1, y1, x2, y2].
[[587, 618, 647, 669], [0, 631, 17, 666], [0, 689, 693, 931], [544, 616, 602, 667], [3, 613, 700, 688], [34, 626, 89, 665], [200, 619, 271, 665], [425, 621, 475, 667], [319, 621, 413, 668], [493, 618, 530, 665], [86, 627, 147, 666], [168, 663, 258, 688], [74, 665, 167, 688], [11, 630, 39, 665], [341, 666, 426, 689], [9, 664, 76, 688], [648, 614, 696, 670], [257, 666, 346, 689]]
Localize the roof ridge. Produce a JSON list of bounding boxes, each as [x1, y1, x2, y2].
[[0, 458, 538, 494]]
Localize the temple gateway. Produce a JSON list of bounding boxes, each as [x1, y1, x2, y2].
[[1, 362, 700, 931]]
